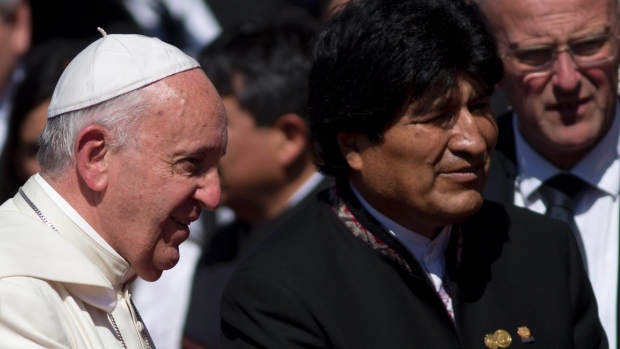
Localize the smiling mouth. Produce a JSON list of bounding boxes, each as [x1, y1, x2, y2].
[[172, 217, 191, 228], [448, 164, 482, 174], [442, 165, 485, 183]]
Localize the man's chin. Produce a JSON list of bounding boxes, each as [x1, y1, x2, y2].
[[138, 252, 180, 281], [442, 195, 484, 223], [137, 268, 164, 282], [160, 250, 181, 271]]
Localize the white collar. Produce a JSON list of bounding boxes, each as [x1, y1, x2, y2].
[[287, 172, 325, 207], [33, 174, 133, 287]]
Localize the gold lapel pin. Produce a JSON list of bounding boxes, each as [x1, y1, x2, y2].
[[517, 326, 535, 344], [484, 329, 512, 348]]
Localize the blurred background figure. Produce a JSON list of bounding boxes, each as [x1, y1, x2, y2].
[[179, 9, 328, 349], [119, 0, 221, 57], [0, 38, 84, 203], [0, 0, 30, 156], [25, 0, 344, 59], [28, 0, 219, 57]]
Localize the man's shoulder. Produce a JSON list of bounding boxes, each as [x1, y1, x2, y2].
[[0, 276, 75, 346], [469, 200, 574, 249], [0, 208, 114, 294], [476, 200, 570, 230], [0, 275, 62, 303], [231, 192, 350, 273], [264, 187, 338, 239], [460, 201, 582, 292]]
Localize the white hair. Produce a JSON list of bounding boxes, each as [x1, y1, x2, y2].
[[37, 86, 151, 179]]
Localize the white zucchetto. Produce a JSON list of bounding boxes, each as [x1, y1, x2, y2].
[[47, 32, 199, 118]]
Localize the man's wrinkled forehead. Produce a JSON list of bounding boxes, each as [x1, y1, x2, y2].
[[479, 0, 617, 32]]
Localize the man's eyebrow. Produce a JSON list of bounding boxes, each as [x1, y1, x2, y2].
[[174, 146, 219, 158]]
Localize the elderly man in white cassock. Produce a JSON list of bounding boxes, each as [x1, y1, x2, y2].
[[0, 29, 227, 348]]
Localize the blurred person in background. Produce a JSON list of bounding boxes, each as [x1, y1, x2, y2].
[[180, 9, 327, 349], [0, 38, 85, 203], [27, 0, 219, 58], [0, 0, 30, 155]]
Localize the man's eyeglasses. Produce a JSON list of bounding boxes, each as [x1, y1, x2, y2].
[[501, 33, 618, 74]]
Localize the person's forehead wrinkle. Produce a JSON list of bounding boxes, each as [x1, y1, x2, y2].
[[500, 0, 614, 43]]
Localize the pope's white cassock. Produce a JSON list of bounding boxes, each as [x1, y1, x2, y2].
[[0, 175, 153, 348]]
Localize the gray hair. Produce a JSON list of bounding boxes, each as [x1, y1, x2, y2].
[[38, 87, 150, 179]]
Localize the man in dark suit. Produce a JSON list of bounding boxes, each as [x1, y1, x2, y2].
[[220, 0, 608, 348], [181, 11, 330, 349], [479, 0, 620, 346]]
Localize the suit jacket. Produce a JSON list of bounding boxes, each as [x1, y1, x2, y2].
[[0, 176, 151, 348], [220, 177, 607, 349], [183, 177, 332, 348]]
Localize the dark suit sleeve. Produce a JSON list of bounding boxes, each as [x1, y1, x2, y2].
[[566, 224, 609, 349], [221, 268, 325, 349]]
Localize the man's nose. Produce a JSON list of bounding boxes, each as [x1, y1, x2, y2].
[[449, 110, 490, 156], [551, 50, 581, 93], [192, 169, 221, 211]]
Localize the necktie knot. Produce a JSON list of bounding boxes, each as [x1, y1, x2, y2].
[[538, 173, 589, 212]]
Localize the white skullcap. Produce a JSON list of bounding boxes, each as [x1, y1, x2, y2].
[[47, 32, 200, 118]]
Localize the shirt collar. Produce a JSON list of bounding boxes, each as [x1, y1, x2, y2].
[[514, 102, 620, 201], [287, 172, 325, 207], [33, 174, 135, 287], [349, 181, 451, 269]]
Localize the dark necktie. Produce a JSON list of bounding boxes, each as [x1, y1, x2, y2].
[[538, 173, 589, 271]]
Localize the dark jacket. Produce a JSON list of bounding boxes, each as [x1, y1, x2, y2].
[[484, 110, 518, 205], [221, 178, 607, 348], [184, 177, 332, 348]]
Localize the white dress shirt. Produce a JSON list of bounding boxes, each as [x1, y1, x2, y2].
[[351, 183, 454, 319], [513, 106, 620, 349]]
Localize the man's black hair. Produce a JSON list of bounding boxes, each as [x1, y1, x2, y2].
[[198, 8, 318, 127], [309, 0, 504, 177]]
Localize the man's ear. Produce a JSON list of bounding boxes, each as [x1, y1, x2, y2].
[[272, 113, 310, 166], [75, 125, 113, 192], [336, 132, 365, 171]]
